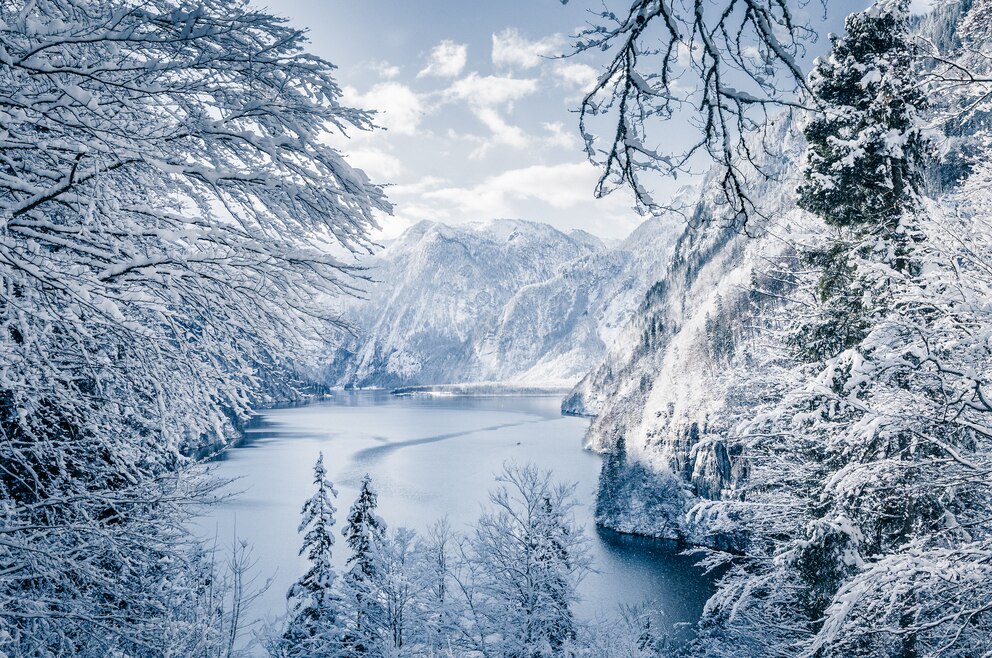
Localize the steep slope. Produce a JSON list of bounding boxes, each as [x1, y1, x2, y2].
[[325, 218, 680, 388], [566, 118, 806, 543]]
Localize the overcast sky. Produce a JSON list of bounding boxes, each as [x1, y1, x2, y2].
[[267, 0, 918, 240]]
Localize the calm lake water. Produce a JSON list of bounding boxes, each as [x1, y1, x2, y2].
[[192, 392, 713, 644]]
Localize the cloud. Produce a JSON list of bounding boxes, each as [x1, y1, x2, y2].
[[345, 148, 403, 180], [492, 28, 565, 69], [382, 162, 642, 238], [418, 40, 468, 78], [391, 176, 449, 196], [542, 122, 577, 150], [444, 73, 538, 108], [417, 162, 625, 213], [368, 60, 401, 79], [473, 107, 528, 152], [342, 82, 424, 136], [441, 73, 539, 155], [553, 62, 599, 89]]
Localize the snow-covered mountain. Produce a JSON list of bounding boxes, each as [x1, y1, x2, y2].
[[324, 218, 681, 388], [564, 117, 806, 544]]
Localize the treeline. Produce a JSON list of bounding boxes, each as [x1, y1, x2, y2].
[[268, 459, 668, 658]]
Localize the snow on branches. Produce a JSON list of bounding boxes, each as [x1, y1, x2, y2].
[[0, 0, 387, 653], [566, 0, 819, 223]]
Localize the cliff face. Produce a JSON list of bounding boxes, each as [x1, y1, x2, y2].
[[570, 118, 806, 545]]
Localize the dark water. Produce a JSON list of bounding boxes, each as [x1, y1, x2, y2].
[[192, 391, 713, 641]]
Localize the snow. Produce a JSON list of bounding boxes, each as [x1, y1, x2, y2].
[[323, 217, 680, 389]]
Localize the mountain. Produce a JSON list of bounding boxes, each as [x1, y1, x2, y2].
[[564, 117, 806, 543], [324, 217, 681, 389]]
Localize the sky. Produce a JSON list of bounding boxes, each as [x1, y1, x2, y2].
[[266, 0, 920, 240]]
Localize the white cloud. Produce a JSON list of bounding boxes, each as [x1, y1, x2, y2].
[[492, 28, 565, 70], [444, 73, 538, 108], [384, 163, 641, 237], [419, 162, 623, 213], [342, 82, 424, 135], [345, 148, 403, 180], [473, 107, 528, 153], [542, 122, 576, 150], [391, 176, 449, 196], [482, 163, 605, 209], [369, 60, 401, 79], [553, 62, 599, 89], [418, 40, 468, 78], [442, 73, 539, 155]]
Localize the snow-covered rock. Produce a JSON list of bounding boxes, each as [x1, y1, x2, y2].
[[571, 117, 806, 544], [324, 218, 680, 389]]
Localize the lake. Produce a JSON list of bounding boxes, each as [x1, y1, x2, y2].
[[192, 391, 713, 645]]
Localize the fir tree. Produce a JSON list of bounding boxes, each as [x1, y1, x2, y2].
[[532, 496, 578, 653], [596, 433, 628, 525], [790, 0, 937, 631], [692, 4, 992, 656], [280, 453, 340, 657], [793, 0, 929, 361], [798, 0, 927, 232], [339, 474, 387, 656]]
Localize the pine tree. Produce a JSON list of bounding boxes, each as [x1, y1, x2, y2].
[[793, 0, 929, 362], [694, 3, 992, 656], [595, 433, 628, 525], [798, 1, 927, 230], [280, 453, 340, 657], [339, 474, 387, 656], [789, 0, 934, 624], [531, 496, 578, 653]]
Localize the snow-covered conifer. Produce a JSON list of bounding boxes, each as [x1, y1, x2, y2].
[[279, 453, 340, 657], [339, 474, 388, 656], [693, 3, 992, 656], [793, 0, 929, 361]]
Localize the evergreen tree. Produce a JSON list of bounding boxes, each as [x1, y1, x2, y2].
[[793, 0, 929, 361], [798, 1, 927, 230], [279, 453, 340, 657], [532, 496, 578, 653], [788, 0, 936, 626], [339, 474, 387, 656], [695, 4, 992, 656], [596, 433, 628, 524]]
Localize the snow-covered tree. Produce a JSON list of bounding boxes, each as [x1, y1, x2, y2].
[[421, 519, 460, 655], [798, 1, 927, 231], [463, 464, 591, 658], [792, 0, 929, 362], [375, 527, 430, 656], [691, 3, 992, 656], [564, 0, 817, 221], [338, 474, 388, 656], [0, 0, 386, 652], [279, 453, 341, 657]]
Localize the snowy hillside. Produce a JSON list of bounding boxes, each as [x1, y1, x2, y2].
[[565, 117, 808, 542], [324, 218, 680, 389]]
